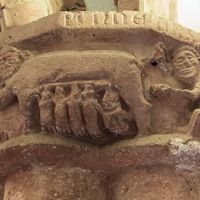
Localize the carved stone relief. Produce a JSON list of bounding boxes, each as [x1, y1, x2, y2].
[[1, 11, 200, 200], [1, 42, 200, 144], [0, 46, 33, 143], [63, 11, 194, 43], [0, 50, 151, 144], [0, 46, 33, 88], [145, 42, 199, 138]]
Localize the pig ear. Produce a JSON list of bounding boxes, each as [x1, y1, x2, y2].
[[151, 42, 169, 63], [129, 58, 144, 72]]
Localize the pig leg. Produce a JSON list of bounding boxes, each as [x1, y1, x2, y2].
[[0, 87, 15, 110], [113, 64, 151, 135]]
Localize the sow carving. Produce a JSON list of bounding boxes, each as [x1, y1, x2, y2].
[[0, 51, 151, 144]]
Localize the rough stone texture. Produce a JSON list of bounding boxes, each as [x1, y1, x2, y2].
[[111, 167, 200, 200], [0, 134, 190, 175], [0, 0, 53, 29], [143, 0, 172, 20], [0, 10, 200, 200], [0, 0, 177, 30], [3, 165, 200, 200], [0, 0, 86, 30], [0, 11, 196, 49], [0, 50, 149, 144], [0, 12, 199, 144], [3, 166, 106, 200], [0, 180, 4, 200], [0, 134, 199, 199]]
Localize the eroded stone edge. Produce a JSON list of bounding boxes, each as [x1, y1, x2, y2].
[[0, 133, 197, 176], [0, 11, 199, 47]]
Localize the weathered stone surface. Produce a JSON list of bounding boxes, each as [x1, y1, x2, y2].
[[0, 11, 198, 48], [4, 165, 200, 200], [3, 166, 106, 200], [0, 179, 4, 200], [0, 0, 86, 30], [0, 10, 200, 200], [0, 12, 198, 144], [111, 167, 200, 200], [0, 50, 150, 144], [0, 134, 199, 199], [143, 0, 177, 21], [3, 166, 200, 200], [0, 134, 195, 175], [0, 0, 177, 30], [0, 0, 53, 29], [0, 12, 200, 145]]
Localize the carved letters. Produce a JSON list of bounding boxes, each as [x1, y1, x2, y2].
[[64, 11, 194, 42]]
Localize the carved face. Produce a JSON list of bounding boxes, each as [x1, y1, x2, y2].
[[102, 91, 119, 111], [172, 50, 199, 84]]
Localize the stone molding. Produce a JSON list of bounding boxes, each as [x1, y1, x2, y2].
[[0, 12, 199, 47]]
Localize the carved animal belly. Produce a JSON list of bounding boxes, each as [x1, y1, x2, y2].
[[1, 51, 150, 144]]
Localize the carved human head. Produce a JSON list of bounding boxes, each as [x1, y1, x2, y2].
[[171, 45, 200, 85], [82, 84, 96, 100], [102, 86, 120, 111], [0, 46, 33, 83]]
